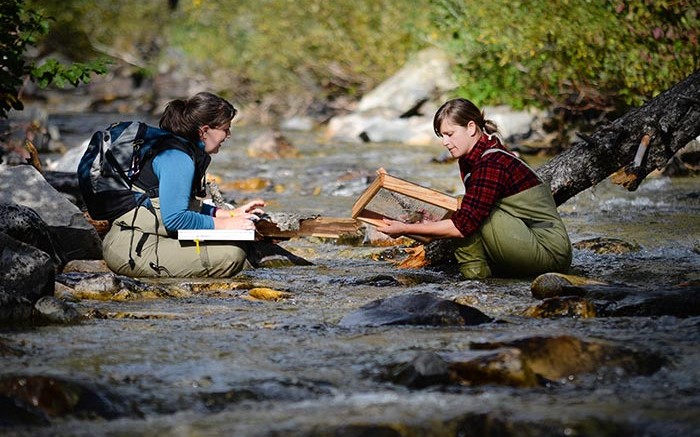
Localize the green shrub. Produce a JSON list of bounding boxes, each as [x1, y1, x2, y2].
[[170, 0, 431, 111], [428, 0, 699, 114], [0, 0, 107, 118]]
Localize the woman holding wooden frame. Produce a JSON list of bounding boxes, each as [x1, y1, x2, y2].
[[376, 98, 572, 279]]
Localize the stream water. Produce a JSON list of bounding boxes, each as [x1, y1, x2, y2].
[[2, 113, 700, 436]]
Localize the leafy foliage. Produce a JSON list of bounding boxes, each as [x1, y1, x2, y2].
[[9, 0, 700, 119], [0, 0, 108, 118], [428, 0, 699, 115], [169, 0, 431, 112]]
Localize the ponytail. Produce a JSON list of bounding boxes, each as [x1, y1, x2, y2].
[[159, 92, 236, 143]]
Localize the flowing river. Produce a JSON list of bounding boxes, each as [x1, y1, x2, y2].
[[2, 112, 700, 436]]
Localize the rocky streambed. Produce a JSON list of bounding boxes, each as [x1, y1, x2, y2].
[[1, 120, 699, 436]]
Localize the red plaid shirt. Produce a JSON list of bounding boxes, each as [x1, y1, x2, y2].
[[450, 134, 541, 237]]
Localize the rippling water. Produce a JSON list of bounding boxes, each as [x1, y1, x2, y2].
[[3, 113, 700, 436]]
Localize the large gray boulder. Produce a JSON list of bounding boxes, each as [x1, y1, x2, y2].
[[0, 201, 65, 269], [0, 164, 102, 261], [0, 232, 54, 323]]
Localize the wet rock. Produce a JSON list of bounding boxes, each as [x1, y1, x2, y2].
[[352, 274, 402, 287], [247, 130, 299, 159], [0, 394, 50, 426], [386, 352, 450, 388], [0, 337, 25, 358], [62, 259, 111, 273], [33, 296, 81, 325], [0, 164, 102, 261], [0, 374, 137, 422], [531, 272, 607, 299], [0, 201, 65, 270], [0, 232, 54, 324], [536, 281, 700, 318], [313, 424, 404, 437], [446, 348, 540, 388], [576, 284, 700, 318], [200, 378, 334, 413], [387, 349, 540, 388], [471, 335, 665, 381], [338, 292, 493, 327], [246, 287, 293, 301], [573, 237, 641, 254], [454, 412, 636, 437], [55, 272, 189, 301], [522, 296, 597, 319]]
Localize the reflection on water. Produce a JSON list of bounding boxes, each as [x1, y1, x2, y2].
[[3, 114, 699, 436]]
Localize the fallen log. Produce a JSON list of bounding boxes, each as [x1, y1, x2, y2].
[[538, 69, 700, 205]]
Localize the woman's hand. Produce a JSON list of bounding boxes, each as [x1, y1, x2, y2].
[[376, 218, 408, 237], [376, 217, 464, 240], [214, 199, 266, 230], [233, 199, 266, 217]]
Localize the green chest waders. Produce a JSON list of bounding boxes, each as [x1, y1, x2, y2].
[[102, 196, 249, 278], [454, 150, 572, 279]]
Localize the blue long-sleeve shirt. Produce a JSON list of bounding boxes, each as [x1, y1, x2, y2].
[[152, 149, 215, 231]]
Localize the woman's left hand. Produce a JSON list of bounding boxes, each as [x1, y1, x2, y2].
[[216, 199, 266, 219], [233, 199, 266, 217]]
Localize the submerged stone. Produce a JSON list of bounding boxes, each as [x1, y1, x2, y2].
[[531, 272, 607, 299], [470, 335, 666, 381], [0, 375, 138, 422], [446, 348, 540, 388], [339, 292, 493, 327], [386, 352, 450, 388], [573, 237, 641, 254], [33, 295, 81, 324], [522, 296, 597, 319]]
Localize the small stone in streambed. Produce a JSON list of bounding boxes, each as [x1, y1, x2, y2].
[[339, 292, 493, 327]]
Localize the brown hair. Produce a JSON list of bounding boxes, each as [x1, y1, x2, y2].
[[159, 92, 237, 143], [433, 98, 498, 137]]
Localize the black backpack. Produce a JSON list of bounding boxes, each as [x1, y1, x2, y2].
[[77, 121, 189, 221]]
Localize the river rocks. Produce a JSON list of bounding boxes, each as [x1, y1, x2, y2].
[[246, 287, 293, 302], [324, 47, 454, 145], [0, 232, 54, 324], [0, 374, 138, 424], [0, 164, 102, 261], [470, 335, 665, 381], [386, 335, 664, 390], [388, 348, 540, 389], [339, 292, 493, 327], [579, 284, 700, 318], [0, 201, 65, 269], [33, 296, 81, 325], [386, 352, 450, 388], [530, 275, 700, 318], [55, 271, 192, 301], [522, 296, 597, 319], [199, 378, 335, 413], [530, 272, 608, 299], [322, 47, 545, 146], [573, 237, 641, 254], [356, 48, 455, 116], [446, 348, 540, 388]]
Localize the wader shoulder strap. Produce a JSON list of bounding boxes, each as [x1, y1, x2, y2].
[[463, 148, 542, 184]]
